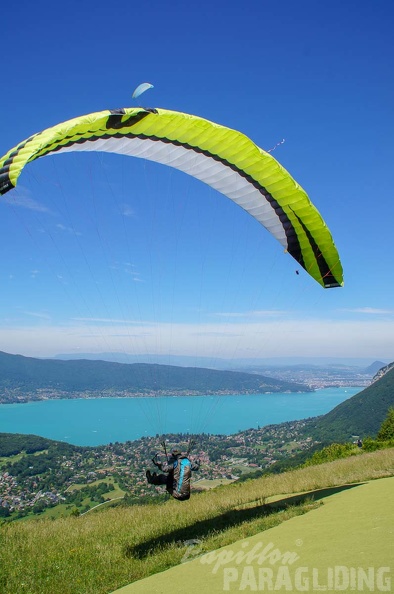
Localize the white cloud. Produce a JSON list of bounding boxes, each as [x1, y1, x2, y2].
[[120, 204, 135, 218], [342, 307, 394, 315], [3, 190, 51, 213], [70, 316, 154, 325], [124, 263, 143, 282], [213, 310, 286, 318], [22, 311, 51, 320], [56, 223, 82, 236]]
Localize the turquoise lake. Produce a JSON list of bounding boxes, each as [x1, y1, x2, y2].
[[0, 387, 361, 446]]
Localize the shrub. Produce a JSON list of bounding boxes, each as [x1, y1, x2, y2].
[[361, 437, 380, 452], [303, 442, 355, 466], [377, 407, 394, 441], [362, 437, 394, 452]]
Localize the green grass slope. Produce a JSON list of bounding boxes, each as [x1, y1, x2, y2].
[[111, 476, 394, 594], [0, 448, 393, 594]]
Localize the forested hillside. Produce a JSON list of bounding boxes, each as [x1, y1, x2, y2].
[[0, 351, 309, 403], [307, 363, 394, 441]]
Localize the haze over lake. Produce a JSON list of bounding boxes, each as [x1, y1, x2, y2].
[[0, 387, 360, 446]]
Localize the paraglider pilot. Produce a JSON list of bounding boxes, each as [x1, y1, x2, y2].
[[146, 448, 200, 501]]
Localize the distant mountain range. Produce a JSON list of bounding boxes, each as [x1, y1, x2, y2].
[[53, 351, 389, 372], [364, 360, 389, 375], [0, 351, 310, 403]]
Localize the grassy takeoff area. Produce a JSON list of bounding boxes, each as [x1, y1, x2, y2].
[[1, 449, 393, 593], [112, 476, 394, 594]]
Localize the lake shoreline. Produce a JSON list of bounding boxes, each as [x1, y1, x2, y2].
[[0, 387, 361, 446], [0, 388, 317, 406]]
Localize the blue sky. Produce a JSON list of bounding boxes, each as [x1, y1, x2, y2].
[[0, 0, 393, 363]]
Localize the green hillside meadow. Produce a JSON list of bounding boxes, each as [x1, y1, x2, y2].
[[1, 447, 393, 594]]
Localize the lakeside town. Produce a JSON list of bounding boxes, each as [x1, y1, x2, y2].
[[255, 368, 372, 389], [0, 419, 317, 520]]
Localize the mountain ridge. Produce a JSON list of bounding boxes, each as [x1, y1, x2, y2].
[[53, 351, 388, 370], [0, 350, 310, 403]]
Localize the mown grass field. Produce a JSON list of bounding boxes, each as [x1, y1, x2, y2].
[[0, 450, 47, 467], [0, 448, 393, 594], [193, 478, 234, 489], [67, 478, 126, 499]]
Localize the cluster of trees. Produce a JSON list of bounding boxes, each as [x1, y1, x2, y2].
[[0, 433, 55, 457], [362, 408, 394, 451], [302, 442, 357, 466], [5, 442, 81, 475], [2, 442, 91, 497], [0, 506, 10, 518], [66, 482, 115, 509]]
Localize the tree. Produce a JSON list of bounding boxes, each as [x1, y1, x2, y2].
[[377, 407, 394, 441], [0, 506, 10, 518], [32, 500, 47, 514]]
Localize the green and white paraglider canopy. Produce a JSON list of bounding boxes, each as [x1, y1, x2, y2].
[[0, 106, 343, 288]]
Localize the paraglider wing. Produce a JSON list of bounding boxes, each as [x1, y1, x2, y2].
[[132, 82, 154, 99], [0, 107, 343, 288]]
